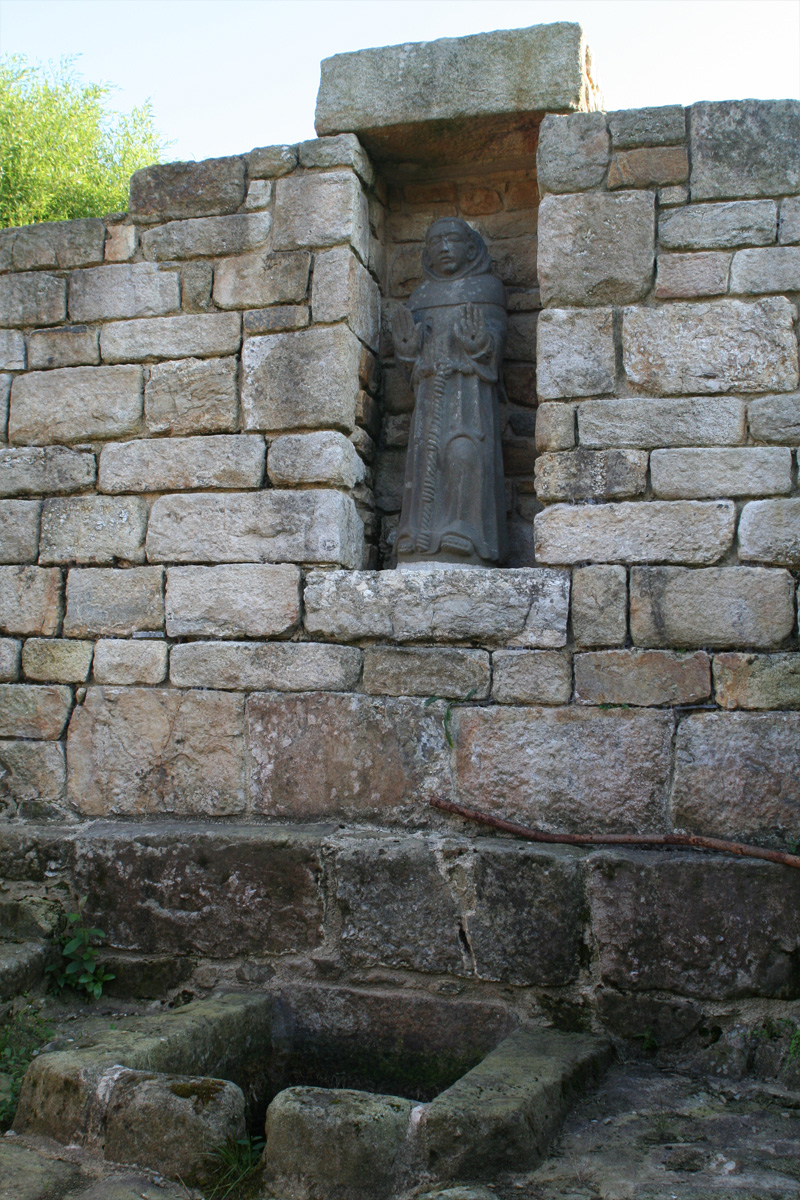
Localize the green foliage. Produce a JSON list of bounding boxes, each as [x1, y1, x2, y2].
[[0, 1003, 53, 1130], [204, 1135, 266, 1200], [46, 895, 115, 1000], [0, 54, 166, 228], [424, 687, 478, 747], [787, 1025, 800, 1065]]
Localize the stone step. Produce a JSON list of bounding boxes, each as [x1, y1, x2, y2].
[[0, 941, 48, 1002]]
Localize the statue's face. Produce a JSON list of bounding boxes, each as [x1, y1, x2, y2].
[[426, 225, 476, 276]]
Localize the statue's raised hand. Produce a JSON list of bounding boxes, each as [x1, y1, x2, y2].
[[455, 303, 491, 356], [391, 304, 422, 358]]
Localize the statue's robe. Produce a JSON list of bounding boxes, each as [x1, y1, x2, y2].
[[395, 270, 508, 566]]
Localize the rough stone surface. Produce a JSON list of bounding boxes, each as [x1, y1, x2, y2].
[[242, 179, 273, 210], [579, 395, 745, 449], [144, 356, 238, 435], [0, 498, 40, 563], [129, 156, 246, 219], [248, 144, 298, 178], [213, 248, 310, 310], [22, 637, 93, 683], [0, 638, 20, 681], [780, 195, 800, 243], [98, 434, 265, 493], [362, 647, 490, 698], [748, 392, 800, 443], [141, 212, 271, 261], [243, 304, 309, 333], [534, 500, 735, 565], [0, 566, 62, 636], [93, 639, 168, 685], [651, 446, 792, 498], [0, 683, 72, 738], [68, 263, 179, 322], [104, 222, 137, 263], [242, 324, 361, 433], [267, 430, 365, 489], [608, 146, 688, 190], [64, 567, 164, 637], [0, 329, 25, 370], [537, 113, 609, 194], [654, 251, 731, 298], [454, 706, 672, 832], [273, 171, 369, 261], [27, 325, 99, 370], [535, 402, 575, 452], [0, 739, 66, 817], [491, 650, 572, 704], [39, 496, 147, 565], [538, 192, 655, 307], [630, 566, 795, 649], [535, 449, 648, 502], [536, 308, 615, 399], [166, 563, 300, 638], [571, 564, 627, 647], [67, 686, 246, 816], [622, 298, 798, 395], [739, 498, 800, 567], [690, 100, 800, 200], [9, 365, 143, 444], [0, 1143, 79, 1199], [311, 244, 380, 350], [101, 312, 241, 363], [170, 641, 362, 691], [180, 260, 213, 311], [575, 649, 710, 707], [608, 105, 686, 148], [304, 568, 571, 648], [658, 200, 777, 249], [0, 272, 65, 327], [146, 490, 363, 568], [714, 652, 800, 710], [0, 217, 105, 272]]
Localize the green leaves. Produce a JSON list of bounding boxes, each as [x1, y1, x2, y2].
[[0, 1005, 53, 1130], [46, 895, 115, 1001]]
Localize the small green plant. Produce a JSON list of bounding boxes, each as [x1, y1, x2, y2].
[[46, 896, 115, 1000], [787, 1026, 800, 1065], [425, 687, 478, 747], [634, 1026, 659, 1053], [0, 1003, 53, 1129], [204, 1135, 265, 1200]]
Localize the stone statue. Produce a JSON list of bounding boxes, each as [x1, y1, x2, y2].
[[391, 218, 508, 568]]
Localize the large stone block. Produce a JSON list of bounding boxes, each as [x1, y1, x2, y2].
[[247, 692, 452, 819], [629, 566, 795, 649], [739, 498, 800, 567], [166, 563, 300, 638], [536, 113, 609, 194], [535, 402, 575, 452], [39, 496, 147, 565], [273, 171, 369, 261], [538, 192, 655, 307], [623, 298, 798, 395], [654, 250, 731, 298], [248, 143, 298, 178], [68, 263, 179, 322], [714, 652, 800, 710], [22, 638, 93, 683], [571, 564, 627, 647], [101, 313, 241, 363], [534, 500, 735, 565], [780, 196, 800, 244], [658, 199, 777, 249], [651, 446, 792, 499], [579, 395, 745, 449], [303, 568, 570, 648], [0, 330, 25, 370], [0, 638, 20, 681], [536, 308, 615, 399], [67, 687, 246, 816], [241, 324, 361, 433], [589, 851, 800, 998], [144, 356, 238, 435], [730, 246, 800, 293], [213, 249, 310, 310], [608, 105, 686, 148], [93, 639, 167, 686], [170, 641, 362, 691], [0, 499, 40, 563], [9, 365, 143, 445], [64, 567, 164, 637], [748, 392, 800, 444], [0, 683, 72, 739], [535, 449, 647, 502], [129, 156, 246, 219], [608, 146, 688, 190], [0, 566, 62, 636], [0, 740, 66, 818], [0, 217, 105, 272], [141, 212, 271, 261], [690, 100, 800, 200], [362, 647, 490, 699], [453, 706, 672, 832], [0, 273, 65, 327], [491, 650, 572, 704], [311, 245, 380, 350], [146, 490, 363, 568], [267, 431, 365, 490], [574, 649, 710, 707], [27, 325, 98, 370], [98, 434, 265, 493]]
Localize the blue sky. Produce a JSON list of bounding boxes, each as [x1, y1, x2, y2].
[[1, 0, 799, 162]]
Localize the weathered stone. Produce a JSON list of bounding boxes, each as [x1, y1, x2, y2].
[[93, 638, 168, 686], [534, 500, 735, 565], [242, 179, 272, 210], [505, 311, 538, 361], [22, 638, 93, 683], [64, 567, 163, 637], [40, 496, 147, 565], [299, 133, 375, 185], [536, 113, 609, 194], [534, 403, 574, 453], [608, 146, 688, 190], [0, 638, 20, 680], [608, 105, 686, 148], [538, 192, 655, 307], [748, 392, 800, 443], [0, 329, 25, 369], [589, 851, 800, 998], [67, 687, 246, 816], [0, 272, 65, 327], [0, 217, 105, 272], [362, 647, 489, 698], [166, 563, 300, 638], [145, 356, 238, 435], [68, 262, 179, 322], [571, 564, 627, 647], [0, 373, 9, 438], [9, 364, 143, 444], [0, 566, 62, 636], [27, 324, 99, 370], [0, 740, 66, 816], [180, 260, 213, 311], [0, 1143, 79, 1199], [267, 431, 365, 489], [659, 199, 777, 249], [248, 143, 298, 178], [311, 245, 380, 350], [373, 448, 406, 512], [243, 304, 309, 333], [212, 248, 310, 310], [171, 641, 362, 691], [247, 692, 452, 819], [129, 156, 246, 219], [655, 251, 731, 298], [690, 100, 800, 200], [730, 246, 800, 293], [630, 566, 795, 649], [304, 568, 570, 648], [658, 184, 689, 206], [101, 312, 241, 363], [0, 499, 40, 562], [0, 683, 71, 738], [273, 171, 369, 261], [104, 222, 137, 262], [141, 212, 271, 261], [98, 434, 264, 493], [491, 650, 572, 704], [779, 195, 800, 244], [536, 307, 615, 399], [739, 498, 800, 567], [535, 449, 647, 502], [575, 649, 710, 707], [242, 324, 361, 433], [454, 706, 672, 832], [622, 298, 798, 394], [651, 446, 792, 499], [579, 395, 745, 448], [714, 653, 800, 710], [146, 490, 363, 568], [503, 362, 537, 408]]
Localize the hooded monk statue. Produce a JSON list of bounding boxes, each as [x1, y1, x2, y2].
[[390, 217, 508, 568]]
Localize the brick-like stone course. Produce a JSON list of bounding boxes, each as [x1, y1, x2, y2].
[[0, 218, 105, 273], [574, 650, 711, 707], [93, 639, 167, 686], [658, 201, 777, 250], [362, 647, 490, 699], [535, 449, 648, 502], [579, 396, 746, 449], [738, 498, 800, 567], [536, 308, 615, 399], [141, 213, 272, 261], [165, 564, 300, 639], [689, 100, 800, 201], [39, 496, 148, 565], [0, 566, 63, 636], [0, 273, 66, 327], [27, 325, 99, 370], [571, 565, 627, 647], [534, 500, 735, 565], [68, 263, 179, 322], [129, 157, 246, 219], [713, 653, 800, 710], [0, 499, 41, 563], [101, 313, 241, 363], [22, 638, 93, 683], [0, 683, 72, 739], [650, 447, 792, 498], [63, 567, 164, 637], [213, 249, 310, 310], [144, 357, 238, 435], [98, 435, 265, 493], [9, 365, 143, 445], [170, 641, 362, 692], [491, 650, 572, 705], [242, 325, 362, 434]]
